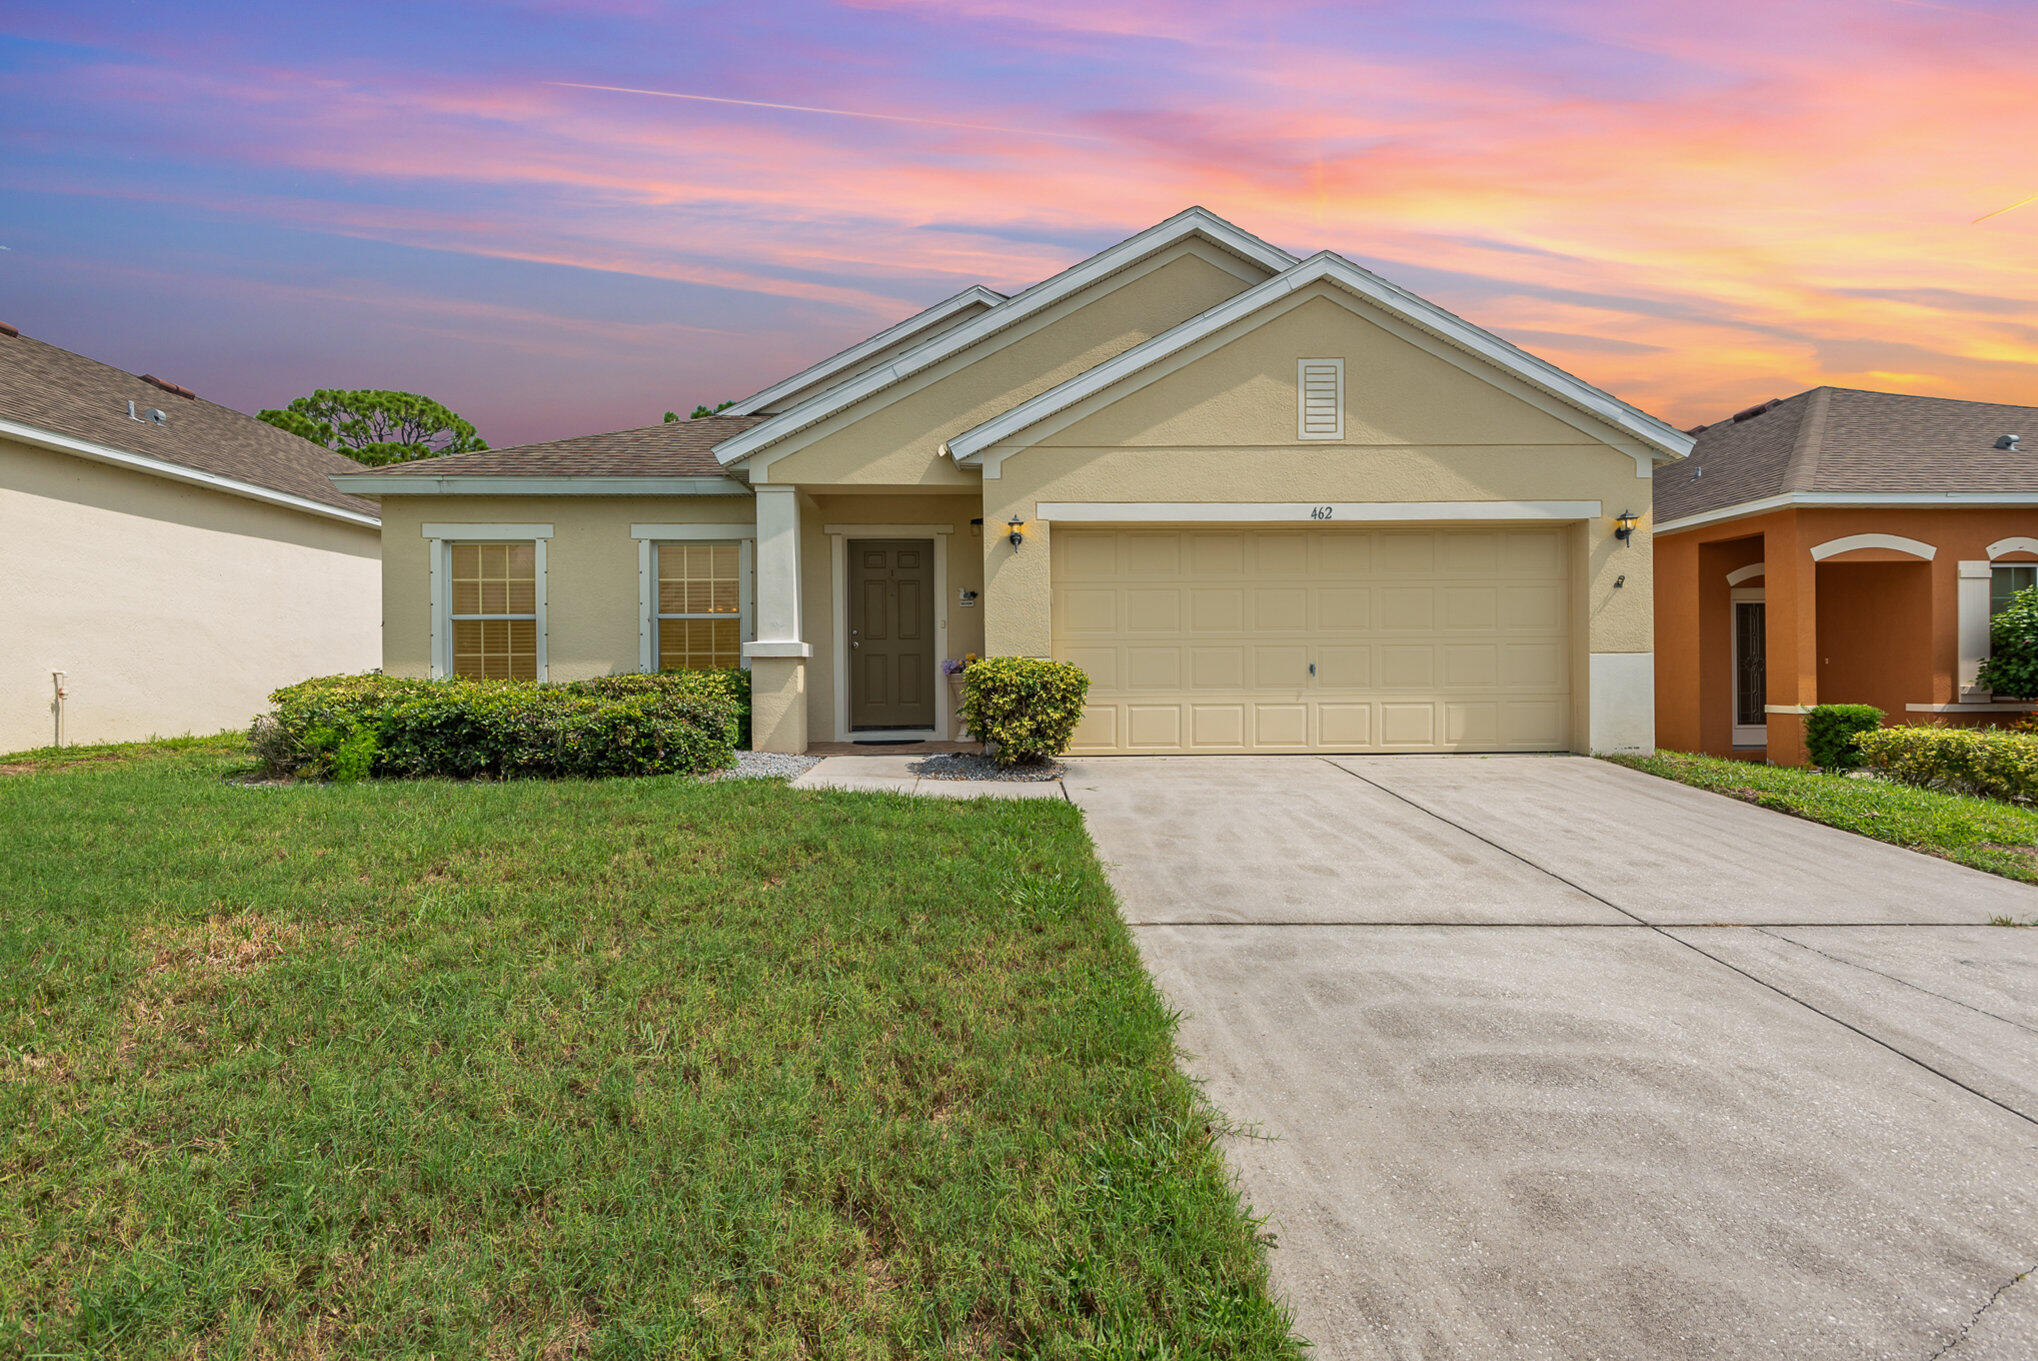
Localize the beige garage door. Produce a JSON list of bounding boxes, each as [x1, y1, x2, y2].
[[1053, 526, 1572, 754]]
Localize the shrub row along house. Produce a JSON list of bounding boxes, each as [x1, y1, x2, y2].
[[336, 208, 1690, 756], [1654, 389, 2038, 765], [0, 325, 380, 752]]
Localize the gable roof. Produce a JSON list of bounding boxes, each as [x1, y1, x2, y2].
[[331, 414, 762, 493], [725, 285, 1005, 416], [1655, 387, 2038, 528], [0, 328, 379, 523], [709, 206, 1298, 468], [944, 250, 1695, 471]]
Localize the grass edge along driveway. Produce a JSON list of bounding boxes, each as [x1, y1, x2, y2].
[[1604, 749, 2038, 893], [0, 738, 1303, 1359]]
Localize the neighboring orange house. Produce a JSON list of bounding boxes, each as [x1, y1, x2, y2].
[[1654, 387, 2038, 765]]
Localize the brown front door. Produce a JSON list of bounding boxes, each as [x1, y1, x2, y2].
[[849, 539, 936, 730]]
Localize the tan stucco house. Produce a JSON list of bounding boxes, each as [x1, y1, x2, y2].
[[1, 326, 381, 752], [337, 208, 1692, 755]]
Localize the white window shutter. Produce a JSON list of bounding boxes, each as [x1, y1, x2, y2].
[[1297, 358, 1344, 440]]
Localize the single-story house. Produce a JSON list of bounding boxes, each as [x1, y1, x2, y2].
[[335, 207, 1692, 755], [1653, 387, 2038, 765], [1, 325, 381, 753]]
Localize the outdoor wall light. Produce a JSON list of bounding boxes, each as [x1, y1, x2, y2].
[[1614, 509, 1640, 543], [1007, 516, 1027, 549]]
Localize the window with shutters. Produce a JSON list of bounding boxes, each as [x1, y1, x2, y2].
[[657, 542, 744, 670], [1297, 358, 1344, 440], [449, 542, 540, 679]]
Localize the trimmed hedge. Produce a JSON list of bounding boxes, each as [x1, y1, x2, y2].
[[1804, 703, 1883, 770], [1855, 724, 2038, 802], [255, 671, 745, 780], [959, 657, 1090, 767]]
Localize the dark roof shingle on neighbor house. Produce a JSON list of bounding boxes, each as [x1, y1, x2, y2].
[[1657, 386, 2038, 524], [348, 414, 768, 481], [0, 327, 378, 518]]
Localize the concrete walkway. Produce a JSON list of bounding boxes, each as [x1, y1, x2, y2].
[[1064, 754, 2038, 1361], [789, 754, 1068, 800]]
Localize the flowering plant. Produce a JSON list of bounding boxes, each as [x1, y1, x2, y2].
[[941, 653, 980, 677]]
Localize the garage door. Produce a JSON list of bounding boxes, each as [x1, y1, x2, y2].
[[1052, 527, 1572, 754]]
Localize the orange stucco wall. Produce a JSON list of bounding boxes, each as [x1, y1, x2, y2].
[[1654, 506, 2038, 764]]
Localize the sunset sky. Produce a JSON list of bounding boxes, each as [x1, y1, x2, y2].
[[4, 0, 2035, 448]]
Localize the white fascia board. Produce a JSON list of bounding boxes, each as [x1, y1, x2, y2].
[[709, 207, 1299, 468], [1035, 500, 1603, 523], [331, 474, 751, 496], [1, 415, 381, 528], [947, 251, 1694, 466], [724, 285, 1006, 417], [1654, 491, 2038, 537]]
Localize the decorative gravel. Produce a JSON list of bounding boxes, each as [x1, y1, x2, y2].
[[713, 751, 824, 781], [910, 753, 1065, 782]]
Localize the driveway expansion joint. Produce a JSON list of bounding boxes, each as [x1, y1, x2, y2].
[[1321, 757, 2038, 1131], [1751, 926, 2038, 1038]]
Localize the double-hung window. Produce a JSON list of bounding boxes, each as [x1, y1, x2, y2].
[[426, 525, 550, 680], [1991, 563, 2037, 618], [633, 526, 754, 672]]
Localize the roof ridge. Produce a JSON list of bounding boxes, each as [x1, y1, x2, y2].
[[1780, 386, 1830, 493]]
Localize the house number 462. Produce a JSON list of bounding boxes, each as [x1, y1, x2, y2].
[[1309, 505, 1335, 520]]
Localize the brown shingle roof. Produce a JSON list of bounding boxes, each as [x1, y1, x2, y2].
[[1655, 386, 2038, 523], [0, 329, 378, 518], [344, 413, 765, 481]]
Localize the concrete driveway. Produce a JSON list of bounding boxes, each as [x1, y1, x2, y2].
[[1063, 755, 2038, 1360]]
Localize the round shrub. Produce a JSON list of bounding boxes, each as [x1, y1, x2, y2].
[[1803, 703, 1883, 771], [959, 657, 1090, 767], [1979, 585, 2038, 699]]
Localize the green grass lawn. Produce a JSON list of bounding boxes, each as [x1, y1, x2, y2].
[[0, 740, 1300, 1358], [1604, 749, 2038, 889]]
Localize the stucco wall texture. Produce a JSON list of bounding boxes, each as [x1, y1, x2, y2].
[[1, 437, 381, 752]]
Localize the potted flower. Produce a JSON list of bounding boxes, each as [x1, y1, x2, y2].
[[943, 654, 978, 738]]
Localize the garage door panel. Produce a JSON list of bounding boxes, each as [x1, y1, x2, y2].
[[1054, 527, 1570, 754]]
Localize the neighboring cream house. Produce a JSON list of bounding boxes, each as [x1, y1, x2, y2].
[[339, 208, 1691, 755], [1, 326, 381, 752]]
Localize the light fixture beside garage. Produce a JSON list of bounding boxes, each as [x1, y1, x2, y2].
[[1614, 509, 1640, 543], [1007, 516, 1027, 549]]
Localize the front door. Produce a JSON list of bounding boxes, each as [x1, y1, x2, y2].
[[1732, 593, 1767, 746], [849, 539, 936, 730]]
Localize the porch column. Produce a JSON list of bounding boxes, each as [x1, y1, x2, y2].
[[1762, 519, 1818, 765], [1958, 560, 1992, 700], [743, 484, 810, 753]]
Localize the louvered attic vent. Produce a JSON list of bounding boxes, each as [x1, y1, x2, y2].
[[1298, 358, 1343, 440]]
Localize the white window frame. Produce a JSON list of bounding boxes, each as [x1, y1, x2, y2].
[[1730, 585, 1767, 747], [631, 524, 756, 673], [1991, 562, 2038, 619], [1297, 357, 1345, 440], [423, 523, 552, 681]]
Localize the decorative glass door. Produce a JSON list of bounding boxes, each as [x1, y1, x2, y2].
[[1732, 595, 1766, 746]]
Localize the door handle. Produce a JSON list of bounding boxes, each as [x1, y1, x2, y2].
[[852, 640, 861, 649]]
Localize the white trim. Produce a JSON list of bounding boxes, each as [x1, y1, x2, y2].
[[823, 523, 955, 537], [751, 485, 803, 646], [428, 535, 547, 680], [1730, 586, 1767, 746], [724, 286, 1005, 416], [945, 250, 1692, 470], [828, 527, 950, 742], [1989, 536, 2038, 559], [1725, 562, 1766, 586], [629, 523, 756, 540], [711, 207, 1298, 468], [742, 640, 812, 659], [422, 522, 554, 539], [1959, 560, 1993, 699], [1764, 704, 1812, 715], [1296, 358, 1344, 440], [1907, 702, 2038, 713], [336, 475, 747, 496], [1034, 500, 1602, 523], [1808, 532, 1936, 562], [0, 414, 381, 528], [1655, 492, 2038, 536]]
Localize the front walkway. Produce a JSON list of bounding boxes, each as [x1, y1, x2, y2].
[[789, 754, 1068, 800], [1063, 754, 2038, 1360]]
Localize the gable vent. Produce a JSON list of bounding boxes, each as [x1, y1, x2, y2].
[[1298, 358, 1344, 440]]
